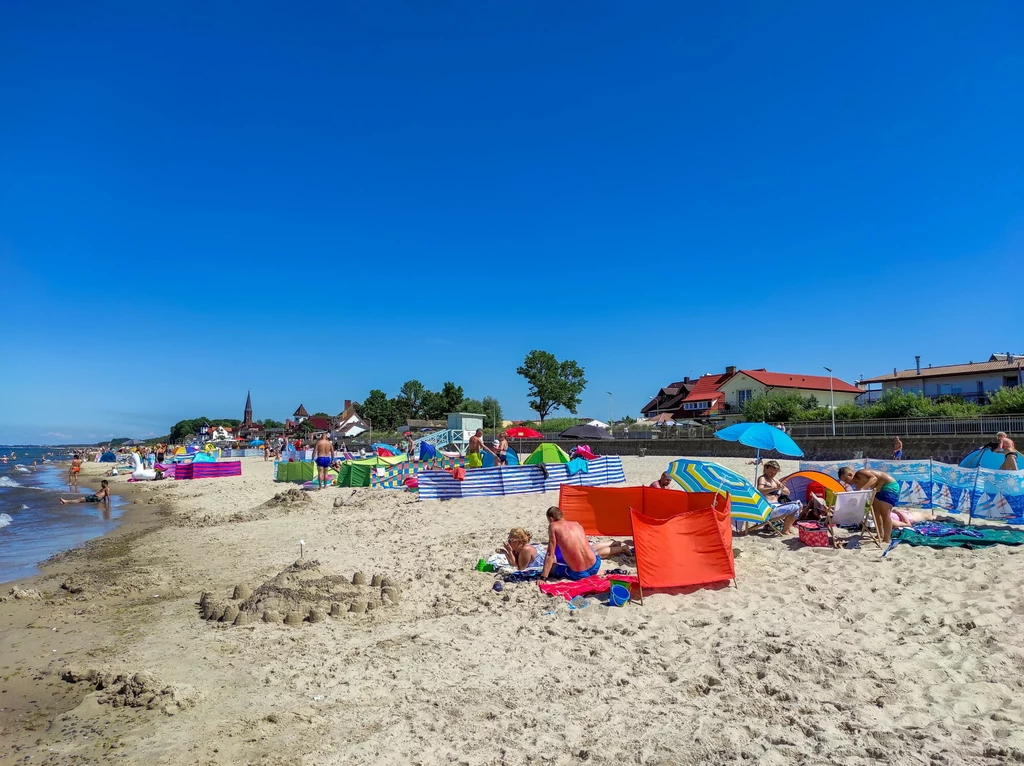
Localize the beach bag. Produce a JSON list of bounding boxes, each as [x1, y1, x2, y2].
[[797, 521, 829, 548]]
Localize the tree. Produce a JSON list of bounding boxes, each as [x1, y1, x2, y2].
[[421, 391, 447, 420], [459, 398, 484, 415], [516, 350, 587, 424], [398, 380, 427, 418], [987, 385, 1024, 414], [311, 411, 331, 419], [389, 395, 412, 428], [741, 392, 808, 423], [357, 389, 394, 431], [298, 420, 316, 435], [872, 389, 932, 419], [169, 417, 208, 443], [440, 382, 465, 414], [261, 418, 283, 429], [481, 396, 503, 429]]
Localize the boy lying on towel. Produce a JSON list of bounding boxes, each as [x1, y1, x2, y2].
[[541, 506, 630, 581]]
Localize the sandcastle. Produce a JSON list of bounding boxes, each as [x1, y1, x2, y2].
[[198, 559, 400, 627]]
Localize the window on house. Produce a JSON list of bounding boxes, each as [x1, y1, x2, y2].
[[737, 390, 753, 406], [951, 385, 962, 395], [1005, 376, 1019, 388]]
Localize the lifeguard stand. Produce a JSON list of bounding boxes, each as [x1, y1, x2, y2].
[[410, 412, 485, 455]]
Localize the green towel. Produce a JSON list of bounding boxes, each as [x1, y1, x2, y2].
[[895, 525, 1024, 548]]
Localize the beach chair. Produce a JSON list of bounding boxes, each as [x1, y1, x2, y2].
[[825, 490, 879, 548]]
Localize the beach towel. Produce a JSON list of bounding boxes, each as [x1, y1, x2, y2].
[[567, 457, 590, 476], [450, 467, 466, 481], [538, 574, 639, 601], [893, 522, 1024, 549]]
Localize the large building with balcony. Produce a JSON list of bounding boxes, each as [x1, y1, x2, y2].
[[859, 353, 1023, 404]]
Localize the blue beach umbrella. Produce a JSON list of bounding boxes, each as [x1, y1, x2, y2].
[[250, 439, 265, 447], [715, 421, 803, 479], [667, 458, 774, 523]]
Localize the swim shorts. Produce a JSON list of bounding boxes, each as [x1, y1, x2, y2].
[[875, 486, 899, 507], [893, 450, 902, 460], [467, 453, 483, 469], [315, 456, 332, 468], [564, 557, 602, 581], [85, 495, 100, 503]]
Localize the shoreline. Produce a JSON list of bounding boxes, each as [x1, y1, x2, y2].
[[2, 455, 1024, 764]]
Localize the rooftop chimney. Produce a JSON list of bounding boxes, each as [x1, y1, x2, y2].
[[725, 365, 737, 375], [683, 376, 691, 384], [915, 356, 921, 375], [344, 399, 352, 410]]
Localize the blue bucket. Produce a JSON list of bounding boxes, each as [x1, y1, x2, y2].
[[608, 583, 631, 607]]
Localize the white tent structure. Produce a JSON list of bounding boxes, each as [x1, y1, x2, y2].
[[585, 420, 610, 429]]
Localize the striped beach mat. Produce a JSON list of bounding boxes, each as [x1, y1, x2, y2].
[[417, 456, 626, 501], [174, 461, 242, 480]]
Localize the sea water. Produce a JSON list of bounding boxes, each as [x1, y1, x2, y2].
[[0, 446, 125, 583]]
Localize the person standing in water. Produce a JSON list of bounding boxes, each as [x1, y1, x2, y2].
[[68, 454, 82, 488], [313, 433, 334, 489]]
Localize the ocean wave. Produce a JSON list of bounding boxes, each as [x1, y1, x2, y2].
[[0, 513, 12, 528], [0, 476, 22, 488]]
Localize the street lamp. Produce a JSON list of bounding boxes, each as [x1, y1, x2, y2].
[[823, 367, 835, 436], [606, 391, 613, 438]]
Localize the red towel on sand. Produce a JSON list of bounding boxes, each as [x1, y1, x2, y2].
[[538, 574, 639, 601]]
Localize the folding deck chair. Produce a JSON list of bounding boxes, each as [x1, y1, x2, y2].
[[821, 489, 879, 548]]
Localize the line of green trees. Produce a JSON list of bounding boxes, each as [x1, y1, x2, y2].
[[742, 386, 1024, 423], [355, 380, 504, 433], [168, 417, 285, 443]]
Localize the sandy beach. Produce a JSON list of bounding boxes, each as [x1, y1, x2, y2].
[[2, 456, 1024, 765]]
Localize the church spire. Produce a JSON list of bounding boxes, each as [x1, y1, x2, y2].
[[243, 390, 253, 426]]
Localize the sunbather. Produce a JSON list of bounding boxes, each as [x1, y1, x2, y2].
[[755, 460, 799, 534], [498, 528, 546, 570], [541, 507, 630, 580], [60, 480, 110, 506]]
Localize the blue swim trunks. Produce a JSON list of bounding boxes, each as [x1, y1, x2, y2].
[[315, 456, 332, 468], [876, 482, 900, 507], [893, 450, 903, 460], [564, 556, 602, 581]]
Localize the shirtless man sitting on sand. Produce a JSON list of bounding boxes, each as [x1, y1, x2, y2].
[[313, 433, 334, 489], [60, 480, 110, 506], [541, 506, 630, 581]]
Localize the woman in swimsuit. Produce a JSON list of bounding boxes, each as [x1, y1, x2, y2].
[[755, 460, 799, 534], [995, 432, 1019, 471], [499, 528, 547, 571]]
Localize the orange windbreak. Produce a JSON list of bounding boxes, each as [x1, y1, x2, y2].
[[558, 485, 721, 536], [629, 498, 735, 589]]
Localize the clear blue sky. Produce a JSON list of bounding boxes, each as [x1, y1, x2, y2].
[[1, 2, 1021, 443]]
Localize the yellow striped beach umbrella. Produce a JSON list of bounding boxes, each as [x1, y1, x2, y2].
[[667, 458, 774, 523]]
